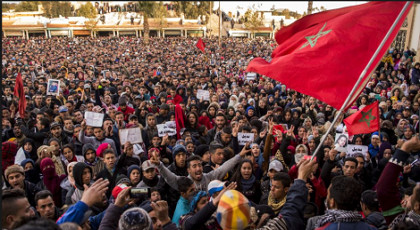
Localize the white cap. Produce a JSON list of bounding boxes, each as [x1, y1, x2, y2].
[[207, 180, 225, 196]]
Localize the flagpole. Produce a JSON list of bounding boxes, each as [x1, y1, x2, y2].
[[311, 1, 411, 161]]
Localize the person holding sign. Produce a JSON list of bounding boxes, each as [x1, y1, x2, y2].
[[79, 119, 118, 155]]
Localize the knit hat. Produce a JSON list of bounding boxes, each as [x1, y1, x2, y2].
[[95, 143, 109, 158], [112, 183, 129, 199], [190, 191, 208, 211], [195, 145, 209, 157], [172, 144, 187, 159], [127, 165, 141, 177], [5, 164, 25, 179], [208, 180, 225, 197], [216, 190, 251, 230], [20, 159, 35, 168], [118, 207, 152, 230], [116, 174, 130, 186]]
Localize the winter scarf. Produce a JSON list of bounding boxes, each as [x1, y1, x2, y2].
[[142, 175, 159, 187], [268, 192, 286, 215], [315, 209, 363, 228], [241, 174, 256, 191]]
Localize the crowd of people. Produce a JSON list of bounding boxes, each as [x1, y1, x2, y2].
[[1, 35, 420, 230]]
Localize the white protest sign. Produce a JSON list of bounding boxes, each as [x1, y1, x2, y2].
[[346, 145, 368, 160], [84, 111, 104, 127], [196, 89, 210, 101], [133, 143, 144, 156], [119, 127, 143, 145], [157, 121, 177, 137], [238, 132, 254, 145]]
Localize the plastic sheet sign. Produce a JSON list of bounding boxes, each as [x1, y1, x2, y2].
[[346, 145, 368, 160], [196, 89, 210, 101], [119, 127, 143, 145], [84, 111, 104, 127], [238, 132, 254, 145], [157, 121, 177, 137]]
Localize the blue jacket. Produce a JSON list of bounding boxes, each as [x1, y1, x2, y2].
[[56, 201, 89, 225], [172, 196, 191, 226]]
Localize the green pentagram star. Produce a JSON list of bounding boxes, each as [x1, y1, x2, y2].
[[359, 108, 376, 127], [300, 23, 332, 49]]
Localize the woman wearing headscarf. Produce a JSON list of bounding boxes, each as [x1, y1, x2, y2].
[[39, 157, 67, 207], [68, 162, 93, 204], [20, 158, 41, 185], [15, 138, 37, 165], [228, 95, 239, 108], [60, 161, 77, 205]]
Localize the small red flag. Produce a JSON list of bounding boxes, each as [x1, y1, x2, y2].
[[13, 72, 27, 118], [246, 2, 412, 110], [196, 38, 205, 52], [344, 101, 379, 137]]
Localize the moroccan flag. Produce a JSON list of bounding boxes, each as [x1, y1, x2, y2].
[[196, 38, 205, 52], [246, 2, 412, 110], [344, 101, 379, 137], [13, 72, 27, 118]]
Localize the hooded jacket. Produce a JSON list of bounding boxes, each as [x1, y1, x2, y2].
[[71, 162, 93, 204], [83, 143, 105, 178]]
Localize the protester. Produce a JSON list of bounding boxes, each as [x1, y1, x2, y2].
[[2, 33, 419, 230]]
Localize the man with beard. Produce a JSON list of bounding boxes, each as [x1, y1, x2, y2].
[[207, 113, 227, 142], [43, 122, 71, 146], [13, 122, 26, 148], [1, 189, 36, 230]]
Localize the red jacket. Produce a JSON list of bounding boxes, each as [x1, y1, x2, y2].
[[117, 106, 135, 122]]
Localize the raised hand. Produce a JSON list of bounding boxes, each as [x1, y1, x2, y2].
[[239, 142, 252, 158], [81, 178, 109, 207]]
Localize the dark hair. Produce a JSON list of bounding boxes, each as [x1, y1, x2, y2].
[[360, 190, 379, 211], [40, 118, 50, 129], [222, 126, 232, 135], [186, 155, 202, 168], [14, 218, 60, 230], [272, 172, 291, 188], [177, 176, 194, 194], [343, 157, 358, 167], [231, 159, 255, 191], [34, 190, 54, 206], [209, 142, 224, 154], [102, 149, 115, 157], [329, 176, 362, 211], [62, 144, 74, 153], [198, 125, 206, 135], [2, 189, 27, 226]]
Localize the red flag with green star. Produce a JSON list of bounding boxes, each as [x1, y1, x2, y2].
[[246, 1, 412, 110], [344, 101, 379, 137]]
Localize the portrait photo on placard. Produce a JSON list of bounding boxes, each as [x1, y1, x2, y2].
[[47, 79, 60, 96], [334, 133, 349, 153]]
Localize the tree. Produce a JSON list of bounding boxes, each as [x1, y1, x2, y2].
[[153, 2, 168, 35], [77, 2, 97, 19], [174, 1, 213, 23], [85, 19, 98, 37], [138, 1, 156, 45], [15, 1, 40, 12], [42, 2, 72, 18], [2, 3, 18, 12], [244, 9, 263, 38]]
